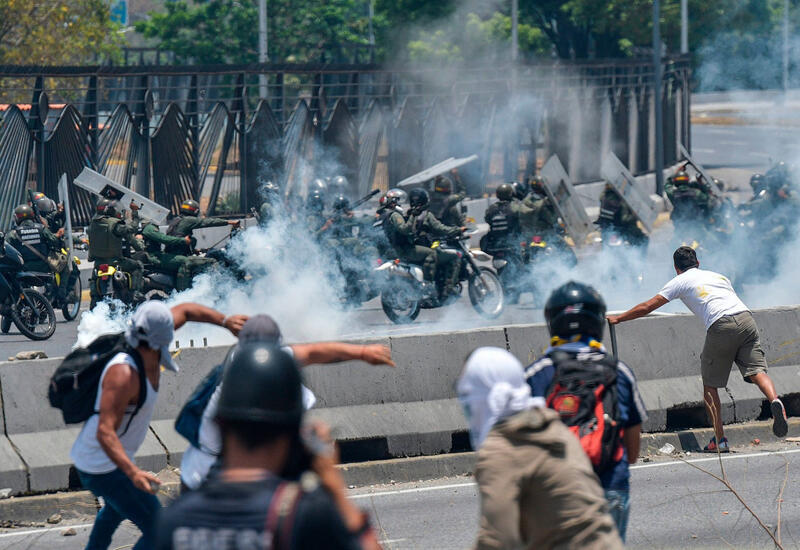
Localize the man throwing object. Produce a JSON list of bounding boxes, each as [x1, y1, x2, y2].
[[607, 246, 788, 452]]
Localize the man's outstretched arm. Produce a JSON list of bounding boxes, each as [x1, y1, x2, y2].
[[291, 342, 394, 367], [170, 303, 248, 335], [607, 295, 668, 325]]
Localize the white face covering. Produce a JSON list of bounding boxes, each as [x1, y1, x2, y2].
[[456, 347, 545, 450]]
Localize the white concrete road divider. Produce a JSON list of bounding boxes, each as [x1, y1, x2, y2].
[[0, 305, 799, 495]]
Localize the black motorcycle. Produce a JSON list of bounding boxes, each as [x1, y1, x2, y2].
[[377, 232, 503, 324], [89, 261, 137, 309], [0, 233, 57, 340]]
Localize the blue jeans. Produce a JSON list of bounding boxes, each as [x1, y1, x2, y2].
[[78, 468, 161, 550], [604, 488, 630, 541]]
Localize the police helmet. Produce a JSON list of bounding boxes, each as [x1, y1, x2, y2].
[[496, 183, 514, 202], [750, 174, 765, 191], [511, 180, 530, 201], [409, 188, 430, 209], [433, 176, 453, 195], [310, 178, 328, 195], [216, 343, 304, 427], [673, 171, 690, 186], [331, 175, 349, 190], [332, 195, 351, 212], [13, 205, 35, 225], [544, 281, 607, 341], [180, 199, 200, 216], [96, 197, 111, 214], [712, 178, 725, 192], [104, 200, 125, 219], [31, 192, 46, 203], [306, 191, 325, 212], [35, 197, 56, 214], [380, 188, 407, 209], [260, 180, 280, 196], [529, 175, 547, 193]]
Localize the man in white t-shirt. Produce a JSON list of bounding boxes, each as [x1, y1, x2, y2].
[[179, 314, 395, 491], [607, 246, 787, 453], [70, 301, 247, 550]]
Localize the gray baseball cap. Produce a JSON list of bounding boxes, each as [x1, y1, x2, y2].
[[125, 301, 179, 372]]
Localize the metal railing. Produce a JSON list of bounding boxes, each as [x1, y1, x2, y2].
[[0, 56, 691, 229]]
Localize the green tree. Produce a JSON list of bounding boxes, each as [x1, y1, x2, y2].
[[0, 0, 122, 65]]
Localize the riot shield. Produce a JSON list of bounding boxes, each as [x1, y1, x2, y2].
[[600, 152, 657, 233], [74, 168, 170, 224], [57, 173, 74, 261], [679, 144, 722, 199], [396, 155, 479, 188], [539, 155, 593, 244]]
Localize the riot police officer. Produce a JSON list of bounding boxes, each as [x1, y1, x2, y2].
[[305, 191, 329, 237], [666, 170, 711, 234], [31, 192, 66, 234], [408, 188, 464, 298], [131, 206, 198, 291], [257, 180, 281, 227], [165, 199, 239, 254], [483, 184, 528, 253], [429, 175, 466, 227], [87, 199, 146, 301], [595, 184, 649, 249]]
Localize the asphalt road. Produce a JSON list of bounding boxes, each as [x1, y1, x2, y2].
[[2, 445, 799, 549], [691, 123, 800, 171]]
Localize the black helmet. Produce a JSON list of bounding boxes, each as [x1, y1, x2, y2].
[[433, 176, 453, 194], [529, 175, 547, 194], [180, 199, 200, 216], [380, 188, 407, 209], [545, 281, 607, 341], [409, 188, 430, 209], [496, 183, 514, 202], [332, 195, 350, 212], [673, 171, 690, 186], [306, 191, 325, 212], [511, 180, 530, 201], [96, 197, 111, 214], [104, 200, 124, 219], [13, 205, 35, 224], [216, 343, 304, 426], [750, 173, 765, 191]]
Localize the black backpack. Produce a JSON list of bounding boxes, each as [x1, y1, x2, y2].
[[545, 351, 622, 474], [48, 332, 147, 435], [174, 363, 225, 451]]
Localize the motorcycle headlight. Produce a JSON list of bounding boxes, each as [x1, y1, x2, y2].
[[492, 259, 507, 269]]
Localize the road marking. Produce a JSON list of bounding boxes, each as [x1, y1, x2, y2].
[[0, 522, 93, 539], [630, 447, 800, 470], [351, 481, 477, 500]]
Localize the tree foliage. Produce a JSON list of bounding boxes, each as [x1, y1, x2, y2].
[[0, 0, 122, 65]]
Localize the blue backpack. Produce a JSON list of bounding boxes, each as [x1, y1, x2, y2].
[[174, 364, 224, 450]]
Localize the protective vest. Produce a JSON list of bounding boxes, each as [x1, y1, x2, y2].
[[487, 202, 520, 238], [167, 216, 196, 238], [88, 216, 124, 260], [598, 192, 623, 224], [382, 209, 413, 249], [669, 185, 702, 220], [15, 221, 50, 262]]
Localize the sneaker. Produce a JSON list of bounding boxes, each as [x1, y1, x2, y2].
[[771, 399, 789, 438], [703, 436, 729, 453]]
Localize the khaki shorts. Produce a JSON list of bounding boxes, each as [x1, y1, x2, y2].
[[701, 311, 768, 387]]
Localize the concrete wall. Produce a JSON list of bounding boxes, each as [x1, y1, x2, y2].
[[1, 305, 799, 495]]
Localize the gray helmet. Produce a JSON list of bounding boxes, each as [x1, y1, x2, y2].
[[380, 188, 407, 209], [216, 343, 304, 426], [310, 178, 328, 195], [13, 205, 35, 224], [35, 197, 56, 214], [331, 175, 349, 190]]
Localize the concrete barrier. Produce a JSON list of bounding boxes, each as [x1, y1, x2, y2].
[[0, 304, 798, 495]]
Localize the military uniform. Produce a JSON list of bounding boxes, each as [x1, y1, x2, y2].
[[483, 200, 528, 252], [6, 219, 73, 300], [87, 214, 145, 297], [411, 209, 462, 293], [596, 186, 648, 248], [137, 219, 207, 291], [380, 208, 439, 281], [430, 191, 466, 227]]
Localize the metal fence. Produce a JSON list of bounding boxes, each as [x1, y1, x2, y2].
[[0, 57, 691, 229]]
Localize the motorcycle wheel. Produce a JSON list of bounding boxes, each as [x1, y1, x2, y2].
[[380, 278, 421, 324], [468, 267, 505, 319], [1, 316, 11, 334], [11, 289, 56, 341], [61, 276, 82, 321]]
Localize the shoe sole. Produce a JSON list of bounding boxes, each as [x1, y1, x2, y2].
[[772, 401, 789, 438]]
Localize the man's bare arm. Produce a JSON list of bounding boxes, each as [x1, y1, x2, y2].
[[291, 342, 394, 367], [607, 295, 668, 325], [170, 303, 248, 335], [623, 424, 641, 464], [95, 364, 161, 493]]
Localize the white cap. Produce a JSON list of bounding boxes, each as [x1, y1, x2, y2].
[[125, 301, 179, 372]]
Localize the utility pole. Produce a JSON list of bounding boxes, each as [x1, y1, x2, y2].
[[653, 0, 665, 196], [783, 0, 790, 92], [680, 0, 688, 54], [511, 0, 519, 62], [258, 0, 269, 98]]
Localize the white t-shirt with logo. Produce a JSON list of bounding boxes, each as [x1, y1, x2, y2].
[[658, 268, 748, 330]]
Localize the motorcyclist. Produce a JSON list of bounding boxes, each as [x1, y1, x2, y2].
[[164, 199, 239, 255], [6, 205, 75, 302], [666, 170, 712, 236], [408, 188, 465, 298], [483, 183, 529, 253], [87, 199, 146, 302], [330, 175, 349, 198], [749, 174, 766, 200], [31, 192, 66, 234], [305, 191, 329, 237], [429, 174, 467, 227], [595, 184, 649, 249]]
